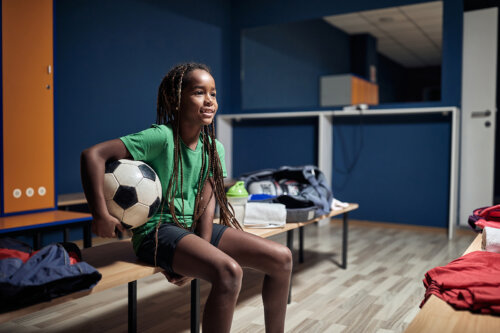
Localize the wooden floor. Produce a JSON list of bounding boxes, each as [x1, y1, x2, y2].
[[0, 219, 476, 333]]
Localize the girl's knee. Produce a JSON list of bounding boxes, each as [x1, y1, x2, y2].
[[272, 245, 293, 274], [214, 259, 243, 294]]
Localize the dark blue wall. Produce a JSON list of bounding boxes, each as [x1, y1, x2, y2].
[[55, 0, 232, 194], [350, 34, 378, 81], [377, 54, 407, 103], [331, 114, 451, 228], [377, 55, 441, 103], [241, 19, 350, 110], [232, 118, 318, 177]]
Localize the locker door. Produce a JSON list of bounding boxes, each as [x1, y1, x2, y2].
[[2, 0, 54, 213]]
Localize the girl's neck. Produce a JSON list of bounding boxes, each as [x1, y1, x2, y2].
[[179, 122, 202, 150]]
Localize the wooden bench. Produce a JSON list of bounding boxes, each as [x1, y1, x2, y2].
[[405, 233, 500, 333], [0, 203, 358, 333]]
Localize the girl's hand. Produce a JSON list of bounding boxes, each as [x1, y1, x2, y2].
[[162, 271, 194, 287], [91, 213, 125, 238]]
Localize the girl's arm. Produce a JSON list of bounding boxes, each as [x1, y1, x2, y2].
[[196, 178, 216, 242], [80, 139, 132, 238]]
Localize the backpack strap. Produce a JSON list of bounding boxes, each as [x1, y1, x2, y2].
[[239, 168, 275, 185], [304, 166, 333, 214]]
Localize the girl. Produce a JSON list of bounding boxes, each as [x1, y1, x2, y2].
[[80, 63, 292, 333]]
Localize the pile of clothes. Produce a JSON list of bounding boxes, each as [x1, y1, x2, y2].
[[0, 238, 101, 312], [420, 205, 500, 314]]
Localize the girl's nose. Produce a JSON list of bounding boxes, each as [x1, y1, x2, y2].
[[205, 94, 213, 105]]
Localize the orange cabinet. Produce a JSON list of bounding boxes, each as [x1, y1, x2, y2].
[[2, 0, 54, 214], [320, 74, 379, 107], [351, 76, 378, 105]]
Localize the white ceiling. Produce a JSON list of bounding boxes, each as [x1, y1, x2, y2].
[[323, 1, 442, 68]]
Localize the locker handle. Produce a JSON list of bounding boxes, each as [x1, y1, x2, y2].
[[471, 110, 491, 118]]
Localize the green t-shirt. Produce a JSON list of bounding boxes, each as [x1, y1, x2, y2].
[[120, 124, 227, 252]]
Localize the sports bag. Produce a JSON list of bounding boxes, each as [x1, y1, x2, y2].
[[239, 165, 333, 221]]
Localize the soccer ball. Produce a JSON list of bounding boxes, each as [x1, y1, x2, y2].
[[103, 159, 162, 229]]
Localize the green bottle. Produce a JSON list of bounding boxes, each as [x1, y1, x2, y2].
[[226, 181, 248, 224]]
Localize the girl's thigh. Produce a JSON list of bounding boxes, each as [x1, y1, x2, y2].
[[171, 232, 240, 282], [216, 228, 292, 274]]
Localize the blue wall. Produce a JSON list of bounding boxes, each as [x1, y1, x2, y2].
[[242, 19, 350, 110], [55, 0, 232, 194], [331, 114, 451, 228], [377, 54, 407, 103], [232, 118, 318, 177]]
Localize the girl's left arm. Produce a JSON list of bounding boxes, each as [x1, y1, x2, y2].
[[196, 178, 216, 242]]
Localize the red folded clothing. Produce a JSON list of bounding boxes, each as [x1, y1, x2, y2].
[[421, 251, 500, 315]]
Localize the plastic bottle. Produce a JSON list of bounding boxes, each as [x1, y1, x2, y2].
[[226, 181, 249, 224]]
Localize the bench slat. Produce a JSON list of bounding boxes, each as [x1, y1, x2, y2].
[[82, 240, 162, 292]]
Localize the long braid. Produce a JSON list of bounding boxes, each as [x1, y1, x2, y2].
[[168, 66, 188, 229], [191, 128, 209, 230], [209, 122, 242, 229]]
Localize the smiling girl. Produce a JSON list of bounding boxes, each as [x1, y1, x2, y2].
[[80, 63, 292, 333]]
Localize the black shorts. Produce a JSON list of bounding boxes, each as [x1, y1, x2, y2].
[[136, 223, 228, 277]]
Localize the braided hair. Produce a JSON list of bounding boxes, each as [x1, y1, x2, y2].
[[156, 63, 242, 232]]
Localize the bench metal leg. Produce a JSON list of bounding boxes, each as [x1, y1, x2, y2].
[[299, 226, 304, 263], [33, 232, 42, 250], [83, 221, 92, 248], [286, 230, 294, 304], [342, 212, 348, 269], [191, 279, 200, 333], [63, 227, 70, 243], [128, 281, 137, 333]]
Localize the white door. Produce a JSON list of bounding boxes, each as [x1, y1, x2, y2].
[[459, 8, 498, 226]]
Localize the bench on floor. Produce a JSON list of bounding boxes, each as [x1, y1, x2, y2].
[[0, 203, 358, 333]]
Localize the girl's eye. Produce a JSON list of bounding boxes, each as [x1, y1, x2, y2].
[[211, 93, 216, 97], [195, 91, 203, 95]]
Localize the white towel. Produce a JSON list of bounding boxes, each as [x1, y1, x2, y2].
[[331, 198, 349, 211], [244, 202, 286, 228], [481, 226, 500, 253]]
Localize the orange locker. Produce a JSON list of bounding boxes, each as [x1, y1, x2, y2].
[[2, 0, 55, 214]]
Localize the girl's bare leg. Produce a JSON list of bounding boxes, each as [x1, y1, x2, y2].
[[217, 228, 293, 333], [171, 234, 243, 333]]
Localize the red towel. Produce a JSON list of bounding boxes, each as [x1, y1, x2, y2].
[[421, 251, 500, 314]]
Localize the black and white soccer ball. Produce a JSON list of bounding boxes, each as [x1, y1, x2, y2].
[[104, 159, 162, 229]]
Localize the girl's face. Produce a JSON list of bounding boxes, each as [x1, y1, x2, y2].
[[180, 69, 218, 127]]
